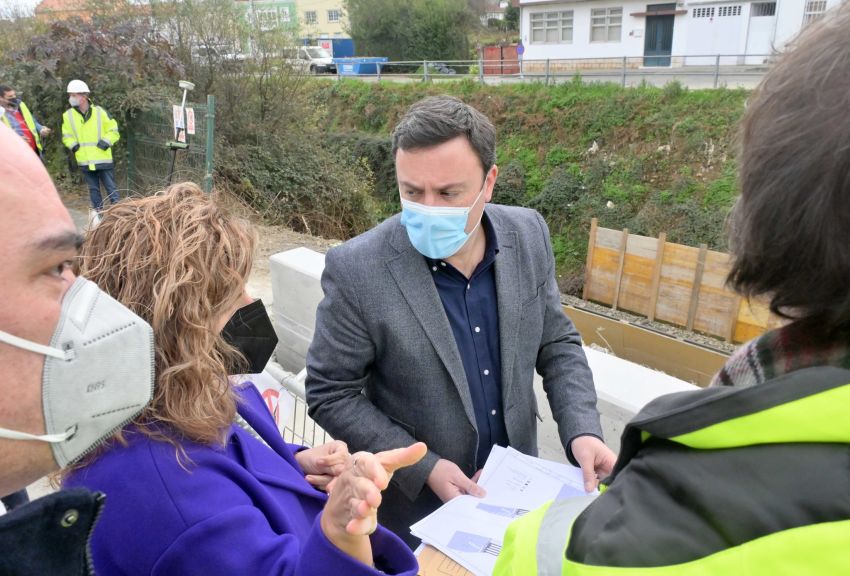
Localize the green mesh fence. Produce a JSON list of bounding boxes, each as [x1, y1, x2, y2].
[[126, 96, 214, 195]]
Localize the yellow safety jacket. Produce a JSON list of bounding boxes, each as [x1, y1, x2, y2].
[[494, 366, 850, 575], [1, 101, 42, 154], [62, 105, 120, 171]]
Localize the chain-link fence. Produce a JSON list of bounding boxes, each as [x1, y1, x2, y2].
[[126, 95, 215, 195]]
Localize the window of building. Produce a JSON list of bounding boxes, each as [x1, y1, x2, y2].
[[803, 0, 828, 24], [327, 9, 341, 23], [280, 6, 290, 23], [693, 7, 715, 18], [590, 7, 622, 42], [751, 2, 776, 17], [717, 5, 742, 17], [304, 10, 317, 25], [530, 10, 574, 43], [255, 8, 279, 30]]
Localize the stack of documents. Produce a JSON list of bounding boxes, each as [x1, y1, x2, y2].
[[411, 446, 597, 576]]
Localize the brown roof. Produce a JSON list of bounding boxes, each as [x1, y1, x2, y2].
[[35, 0, 88, 13]]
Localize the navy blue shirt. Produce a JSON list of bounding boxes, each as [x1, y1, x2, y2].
[[426, 213, 509, 469]]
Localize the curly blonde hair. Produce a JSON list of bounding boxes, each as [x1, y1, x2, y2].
[[78, 183, 257, 446]]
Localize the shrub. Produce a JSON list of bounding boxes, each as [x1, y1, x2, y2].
[[492, 160, 527, 206], [220, 137, 378, 240], [526, 167, 585, 230]]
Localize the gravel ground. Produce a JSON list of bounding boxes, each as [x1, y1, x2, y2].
[[562, 293, 739, 355]]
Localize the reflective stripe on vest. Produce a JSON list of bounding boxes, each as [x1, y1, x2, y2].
[[96, 106, 103, 142], [538, 496, 596, 576], [65, 109, 80, 143], [494, 495, 597, 576]]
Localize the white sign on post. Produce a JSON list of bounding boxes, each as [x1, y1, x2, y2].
[[186, 108, 195, 135], [172, 105, 189, 142]]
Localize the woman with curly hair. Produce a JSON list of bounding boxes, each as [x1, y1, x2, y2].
[[64, 183, 424, 575]]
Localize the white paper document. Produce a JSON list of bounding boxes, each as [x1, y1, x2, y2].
[[412, 447, 597, 576]]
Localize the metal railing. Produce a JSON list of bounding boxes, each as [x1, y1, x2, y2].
[[265, 363, 329, 448], [333, 54, 774, 89]]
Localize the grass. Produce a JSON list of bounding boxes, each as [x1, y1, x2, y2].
[[309, 78, 749, 293]]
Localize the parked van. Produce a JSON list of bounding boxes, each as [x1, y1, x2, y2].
[[282, 45, 336, 74]]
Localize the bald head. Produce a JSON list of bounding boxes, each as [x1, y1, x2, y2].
[[0, 124, 72, 230]]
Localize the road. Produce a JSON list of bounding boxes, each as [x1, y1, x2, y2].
[[328, 63, 767, 90]]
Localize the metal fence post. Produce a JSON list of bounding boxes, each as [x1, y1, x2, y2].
[[478, 58, 484, 83], [621, 56, 627, 87], [203, 94, 215, 194], [713, 54, 721, 88], [423, 60, 429, 82], [126, 123, 135, 193], [545, 59, 550, 86], [377, 62, 382, 81]]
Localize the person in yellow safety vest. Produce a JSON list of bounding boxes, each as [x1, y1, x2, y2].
[[61, 79, 121, 211], [494, 5, 850, 575], [0, 85, 51, 158]]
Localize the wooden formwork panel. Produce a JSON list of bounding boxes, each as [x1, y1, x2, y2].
[[582, 219, 781, 343], [586, 246, 620, 304], [655, 243, 700, 327], [692, 250, 738, 339], [616, 234, 658, 317]]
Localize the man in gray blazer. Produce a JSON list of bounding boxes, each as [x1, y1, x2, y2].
[[306, 95, 615, 547]]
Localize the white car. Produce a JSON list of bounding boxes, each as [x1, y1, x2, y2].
[[282, 46, 336, 74]]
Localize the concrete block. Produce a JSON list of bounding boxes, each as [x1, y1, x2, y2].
[[269, 248, 326, 373]]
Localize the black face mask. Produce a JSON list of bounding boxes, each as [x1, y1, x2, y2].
[[221, 299, 279, 375]]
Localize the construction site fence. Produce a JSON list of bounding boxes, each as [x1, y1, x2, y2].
[[125, 94, 215, 196], [336, 54, 772, 89], [582, 218, 782, 344]]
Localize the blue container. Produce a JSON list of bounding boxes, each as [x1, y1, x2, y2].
[[329, 38, 355, 58], [303, 38, 355, 58], [333, 57, 388, 76]]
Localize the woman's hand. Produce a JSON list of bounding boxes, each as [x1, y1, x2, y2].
[[294, 440, 350, 491], [320, 442, 428, 565]]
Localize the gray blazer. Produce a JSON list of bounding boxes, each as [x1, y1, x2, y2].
[[306, 204, 602, 538]]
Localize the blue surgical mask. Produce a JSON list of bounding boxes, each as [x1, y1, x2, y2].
[[400, 183, 486, 259]]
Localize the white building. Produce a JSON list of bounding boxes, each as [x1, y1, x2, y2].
[[519, 0, 841, 66]]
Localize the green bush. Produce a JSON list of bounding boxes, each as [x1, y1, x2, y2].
[[492, 160, 527, 206], [326, 132, 397, 207], [220, 137, 378, 240], [526, 167, 585, 230]]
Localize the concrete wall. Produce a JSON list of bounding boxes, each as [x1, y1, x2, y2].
[[269, 247, 698, 461]]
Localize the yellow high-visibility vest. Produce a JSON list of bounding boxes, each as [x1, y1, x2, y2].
[[62, 105, 120, 171], [1, 101, 43, 154]]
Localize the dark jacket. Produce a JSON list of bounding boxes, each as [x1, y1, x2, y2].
[[307, 204, 602, 543], [565, 365, 850, 573], [0, 488, 103, 576]]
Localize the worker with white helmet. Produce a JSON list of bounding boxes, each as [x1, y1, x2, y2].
[[61, 79, 121, 211]]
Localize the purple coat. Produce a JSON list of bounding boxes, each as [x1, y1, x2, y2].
[[64, 384, 418, 576]]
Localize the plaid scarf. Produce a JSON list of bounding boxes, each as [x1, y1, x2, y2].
[[711, 320, 850, 388]]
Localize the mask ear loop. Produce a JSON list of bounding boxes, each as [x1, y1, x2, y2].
[[0, 329, 70, 360], [0, 424, 77, 443]]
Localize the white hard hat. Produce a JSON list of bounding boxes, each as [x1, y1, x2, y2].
[[66, 79, 90, 93]]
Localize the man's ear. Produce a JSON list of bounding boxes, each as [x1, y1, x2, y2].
[[484, 165, 499, 202]]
